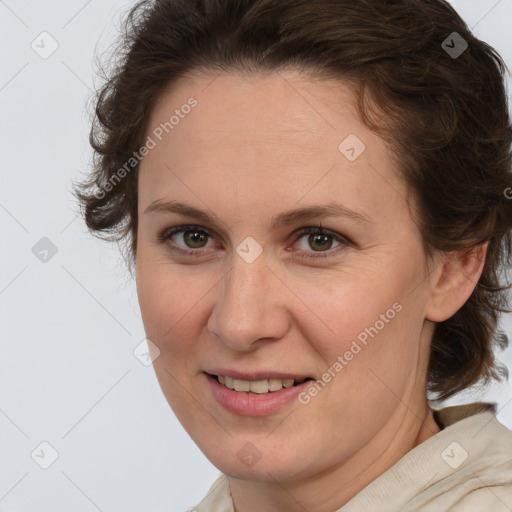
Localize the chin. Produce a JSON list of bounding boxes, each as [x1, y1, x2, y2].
[[205, 447, 315, 483]]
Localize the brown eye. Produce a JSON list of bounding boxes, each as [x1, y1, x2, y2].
[[292, 227, 350, 258], [158, 225, 215, 253], [307, 233, 334, 252], [182, 230, 209, 248]]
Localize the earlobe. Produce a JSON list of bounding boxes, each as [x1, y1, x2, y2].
[[425, 243, 488, 323]]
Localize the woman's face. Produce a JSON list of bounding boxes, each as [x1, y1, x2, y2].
[[136, 70, 440, 483]]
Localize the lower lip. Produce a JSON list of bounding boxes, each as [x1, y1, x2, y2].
[[205, 373, 312, 416]]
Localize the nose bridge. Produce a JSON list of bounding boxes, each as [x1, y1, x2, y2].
[[207, 253, 288, 350]]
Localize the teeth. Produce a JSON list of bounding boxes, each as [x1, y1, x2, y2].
[[235, 379, 251, 392], [215, 375, 302, 393], [268, 378, 284, 391], [282, 379, 295, 388]]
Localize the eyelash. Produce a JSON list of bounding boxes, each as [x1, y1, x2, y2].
[[156, 224, 351, 259]]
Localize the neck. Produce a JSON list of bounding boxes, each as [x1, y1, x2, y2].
[[229, 406, 441, 512]]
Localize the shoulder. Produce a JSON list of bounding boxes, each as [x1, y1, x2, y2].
[[341, 402, 512, 512], [188, 474, 233, 512], [406, 403, 512, 511], [449, 484, 512, 511]]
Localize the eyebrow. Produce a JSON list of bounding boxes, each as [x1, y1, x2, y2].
[[143, 200, 374, 231]]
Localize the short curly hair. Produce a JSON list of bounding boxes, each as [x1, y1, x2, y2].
[[74, 0, 512, 400]]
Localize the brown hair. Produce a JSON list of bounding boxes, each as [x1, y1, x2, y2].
[[74, 0, 512, 400]]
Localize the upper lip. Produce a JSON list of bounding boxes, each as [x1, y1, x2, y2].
[[205, 369, 313, 381]]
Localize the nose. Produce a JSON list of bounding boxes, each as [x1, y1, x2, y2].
[[207, 254, 290, 351]]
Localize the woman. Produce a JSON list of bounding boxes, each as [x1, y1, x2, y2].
[[75, 0, 512, 510]]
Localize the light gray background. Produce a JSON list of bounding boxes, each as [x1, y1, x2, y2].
[[1, 1, 511, 510]]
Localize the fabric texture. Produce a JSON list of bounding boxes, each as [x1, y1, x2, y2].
[[190, 403, 512, 511]]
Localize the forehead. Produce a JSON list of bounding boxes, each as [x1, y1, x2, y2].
[[138, 70, 407, 224], [146, 69, 365, 151]]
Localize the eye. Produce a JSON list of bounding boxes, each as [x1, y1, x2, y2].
[[291, 226, 350, 258], [156, 224, 351, 259], [157, 225, 216, 254]]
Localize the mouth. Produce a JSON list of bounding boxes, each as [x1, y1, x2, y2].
[[205, 372, 314, 394]]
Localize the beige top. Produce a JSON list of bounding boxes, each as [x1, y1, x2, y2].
[[190, 403, 512, 511]]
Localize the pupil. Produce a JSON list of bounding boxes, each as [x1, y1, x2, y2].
[[309, 233, 332, 251], [185, 231, 207, 248]]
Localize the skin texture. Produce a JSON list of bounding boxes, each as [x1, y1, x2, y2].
[[135, 69, 487, 512]]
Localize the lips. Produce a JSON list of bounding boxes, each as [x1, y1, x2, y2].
[[205, 371, 315, 416]]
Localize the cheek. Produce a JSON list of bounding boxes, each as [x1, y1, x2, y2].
[[136, 258, 201, 349], [297, 266, 425, 390], [136, 259, 207, 411], [298, 272, 402, 346]]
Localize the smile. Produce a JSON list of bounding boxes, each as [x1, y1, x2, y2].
[[214, 374, 311, 394], [205, 371, 315, 416]]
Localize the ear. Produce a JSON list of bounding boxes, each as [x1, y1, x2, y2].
[[425, 242, 488, 323]]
